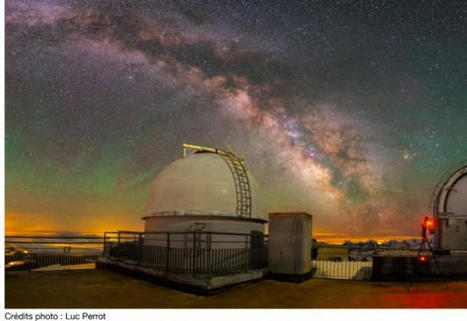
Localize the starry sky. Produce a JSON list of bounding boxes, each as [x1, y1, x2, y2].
[[5, 0, 467, 240]]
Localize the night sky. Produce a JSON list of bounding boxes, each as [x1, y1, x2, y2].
[[5, 0, 467, 240]]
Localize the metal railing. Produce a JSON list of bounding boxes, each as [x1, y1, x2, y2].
[[312, 260, 373, 280], [5, 235, 102, 271], [103, 231, 267, 275]]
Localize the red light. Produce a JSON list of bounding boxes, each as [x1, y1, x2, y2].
[[422, 217, 435, 229], [418, 255, 427, 262]]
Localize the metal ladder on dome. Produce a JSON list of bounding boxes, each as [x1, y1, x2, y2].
[[182, 143, 252, 218], [222, 152, 252, 218]]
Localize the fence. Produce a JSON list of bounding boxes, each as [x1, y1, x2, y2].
[[372, 255, 467, 281], [8, 234, 465, 282], [312, 260, 373, 280], [5, 235, 102, 271], [103, 231, 267, 276], [312, 255, 467, 281]]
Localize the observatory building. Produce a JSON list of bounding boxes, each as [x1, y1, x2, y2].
[[99, 144, 269, 293], [143, 143, 266, 240], [373, 163, 467, 281], [99, 143, 315, 293], [433, 164, 467, 251]]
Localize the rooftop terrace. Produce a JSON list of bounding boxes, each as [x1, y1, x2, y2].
[[5, 269, 467, 308]]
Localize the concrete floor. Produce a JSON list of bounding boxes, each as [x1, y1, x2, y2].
[[5, 269, 467, 308]]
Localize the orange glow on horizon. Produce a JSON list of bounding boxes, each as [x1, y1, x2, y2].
[[313, 232, 419, 244], [6, 212, 418, 244], [5, 211, 143, 236]]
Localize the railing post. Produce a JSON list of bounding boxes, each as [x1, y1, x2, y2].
[[245, 234, 249, 272], [166, 232, 171, 272], [207, 232, 212, 274], [116, 232, 121, 259], [192, 232, 196, 275], [138, 233, 143, 264], [103, 232, 107, 257]]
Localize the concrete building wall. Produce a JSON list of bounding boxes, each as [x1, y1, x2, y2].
[[372, 254, 467, 281], [268, 212, 312, 275], [438, 217, 467, 250]]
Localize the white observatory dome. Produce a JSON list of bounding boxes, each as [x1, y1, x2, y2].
[[433, 164, 467, 250], [435, 165, 467, 217], [443, 170, 467, 216], [146, 152, 264, 219]]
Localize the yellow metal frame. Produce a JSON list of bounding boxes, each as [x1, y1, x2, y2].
[[182, 143, 244, 162]]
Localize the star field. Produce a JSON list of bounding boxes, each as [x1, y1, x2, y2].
[[5, 0, 467, 239]]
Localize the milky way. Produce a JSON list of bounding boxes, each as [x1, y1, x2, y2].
[[5, 0, 467, 239]]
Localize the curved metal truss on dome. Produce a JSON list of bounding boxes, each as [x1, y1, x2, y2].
[[431, 160, 467, 218], [182, 143, 252, 218]]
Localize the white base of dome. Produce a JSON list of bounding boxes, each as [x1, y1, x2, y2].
[[143, 214, 266, 249]]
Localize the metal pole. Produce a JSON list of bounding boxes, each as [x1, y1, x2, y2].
[[192, 232, 196, 275], [138, 233, 143, 264], [117, 232, 121, 259], [245, 235, 249, 272], [166, 233, 171, 272], [207, 232, 211, 274], [103, 232, 106, 257]]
